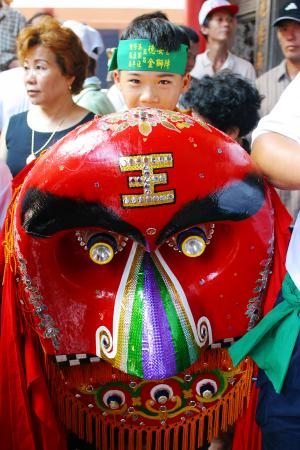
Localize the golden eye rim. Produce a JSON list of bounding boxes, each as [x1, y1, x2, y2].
[[89, 242, 114, 265], [181, 234, 206, 257]]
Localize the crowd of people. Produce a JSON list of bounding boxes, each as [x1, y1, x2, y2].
[[1, 0, 300, 219], [1, 0, 300, 449]]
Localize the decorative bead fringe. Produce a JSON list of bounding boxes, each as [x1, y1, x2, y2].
[[45, 351, 253, 450], [2, 186, 22, 282]]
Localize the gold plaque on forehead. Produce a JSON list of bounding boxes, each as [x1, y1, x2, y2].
[[120, 153, 175, 208]]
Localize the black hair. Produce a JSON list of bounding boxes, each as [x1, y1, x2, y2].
[[180, 25, 199, 43], [131, 10, 169, 23], [182, 71, 262, 137], [121, 18, 190, 52]]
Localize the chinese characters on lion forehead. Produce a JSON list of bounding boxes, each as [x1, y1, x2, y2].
[[5, 109, 274, 449]]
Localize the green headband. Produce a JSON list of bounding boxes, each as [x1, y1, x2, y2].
[[108, 39, 188, 75]]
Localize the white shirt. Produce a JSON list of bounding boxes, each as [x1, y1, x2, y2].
[[252, 72, 300, 289], [190, 50, 256, 84], [0, 66, 30, 131], [0, 159, 12, 229]]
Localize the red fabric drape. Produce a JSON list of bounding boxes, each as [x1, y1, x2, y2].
[[0, 161, 67, 450], [263, 186, 292, 314], [232, 381, 262, 450], [0, 263, 67, 450]]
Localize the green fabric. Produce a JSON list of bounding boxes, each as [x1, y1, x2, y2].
[[108, 39, 188, 75], [229, 273, 300, 393]]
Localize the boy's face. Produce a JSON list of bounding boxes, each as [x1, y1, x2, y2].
[[114, 70, 190, 111]]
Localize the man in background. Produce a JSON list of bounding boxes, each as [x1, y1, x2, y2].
[[256, 0, 300, 221], [257, 0, 300, 116], [0, 0, 26, 71], [191, 0, 256, 83]]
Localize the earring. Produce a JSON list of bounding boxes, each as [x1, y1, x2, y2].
[[68, 84, 72, 91]]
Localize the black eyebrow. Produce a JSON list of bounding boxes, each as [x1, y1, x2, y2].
[[157, 173, 265, 245], [21, 188, 146, 247], [156, 73, 175, 77]]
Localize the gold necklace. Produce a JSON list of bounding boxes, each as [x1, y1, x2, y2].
[[26, 116, 66, 164]]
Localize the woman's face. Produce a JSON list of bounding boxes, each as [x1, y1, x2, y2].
[[23, 45, 74, 106]]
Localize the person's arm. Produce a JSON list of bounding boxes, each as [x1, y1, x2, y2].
[[251, 72, 300, 189], [252, 132, 300, 190]]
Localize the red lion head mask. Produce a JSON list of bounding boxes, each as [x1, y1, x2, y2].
[[14, 109, 273, 380]]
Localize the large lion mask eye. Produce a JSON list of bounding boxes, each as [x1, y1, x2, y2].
[[87, 233, 118, 265], [177, 227, 207, 257]]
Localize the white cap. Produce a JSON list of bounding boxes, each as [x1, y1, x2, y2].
[[63, 20, 104, 60], [199, 0, 239, 26]]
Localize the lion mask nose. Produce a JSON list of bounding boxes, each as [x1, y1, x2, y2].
[[96, 243, 204, 379]]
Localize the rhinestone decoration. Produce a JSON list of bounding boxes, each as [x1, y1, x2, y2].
[[246, 234, 274, 329], [14, 228, 60, 349], [119, 153, 175, 208]]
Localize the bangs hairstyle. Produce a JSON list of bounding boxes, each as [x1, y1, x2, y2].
[[121, 18, 190, 52], [17, 16, 88, 94]]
